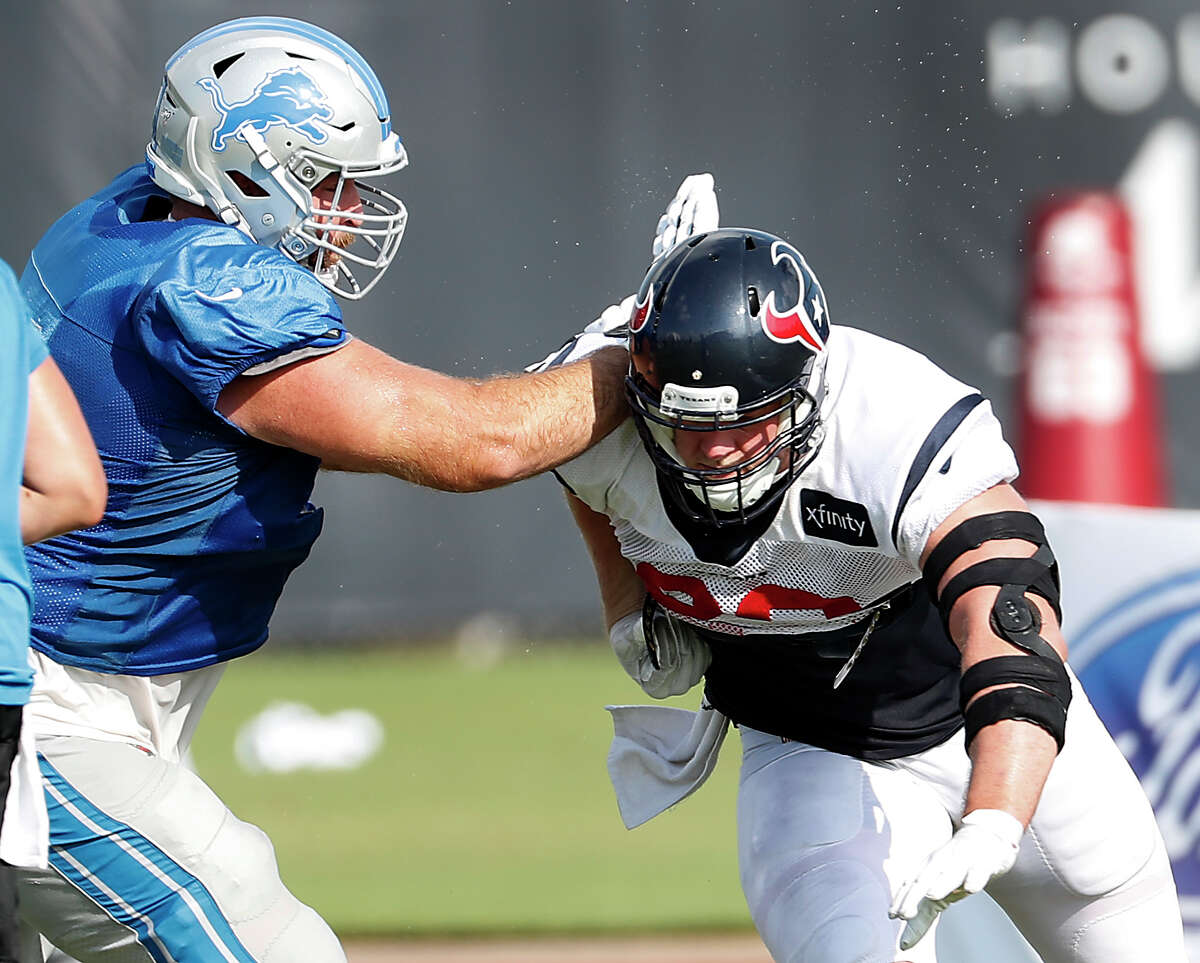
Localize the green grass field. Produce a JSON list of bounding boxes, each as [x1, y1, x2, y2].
[[189, 643, 750, 938]]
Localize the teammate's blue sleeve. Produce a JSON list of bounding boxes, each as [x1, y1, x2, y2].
[[0, 262, 46, 375], [133, 256, 348, 414], [0, 259, 34, 705]]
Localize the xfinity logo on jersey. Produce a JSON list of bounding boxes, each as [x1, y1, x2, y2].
[[799, 489, 877, 547], [1072, 569, 1200, 932]]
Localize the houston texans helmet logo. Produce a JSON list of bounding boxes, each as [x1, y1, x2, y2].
[[630, 283, 654, 334], [760, 241, 829, 352]]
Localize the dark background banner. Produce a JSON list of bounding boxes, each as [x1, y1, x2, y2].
[[6, 1, 1198, 640]]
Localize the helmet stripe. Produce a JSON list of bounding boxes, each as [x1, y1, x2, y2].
[[167, 17, 393, 137]]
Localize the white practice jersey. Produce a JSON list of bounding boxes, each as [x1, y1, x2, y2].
[[558, 325, 1018, 639]]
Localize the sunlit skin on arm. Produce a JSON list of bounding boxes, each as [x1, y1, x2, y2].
[[21, 356, 107, 544], [565, 490, 644, 630], [217, 338, 629, 492], [920, 482, 1063, 827]]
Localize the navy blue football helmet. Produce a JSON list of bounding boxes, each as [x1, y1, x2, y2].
[[626, 228, 830, 529]]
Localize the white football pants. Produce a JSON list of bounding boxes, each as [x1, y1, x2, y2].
[[16, 735, 345, 963], [736, 671, 1186, 963]]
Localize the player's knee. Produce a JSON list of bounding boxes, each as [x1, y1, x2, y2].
[[206, 815, 344, 962], [799, 914, 891, 963], [1069, 840, 1185, 960], [204, 813, 283, 912], [259, 901, 346, 963], [750, 860, 894, 963]]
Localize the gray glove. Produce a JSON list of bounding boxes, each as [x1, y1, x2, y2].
[[608, 600, 711, 699]]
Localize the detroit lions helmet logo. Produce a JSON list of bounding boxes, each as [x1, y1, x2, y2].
[[761, 240, 829, 352], [198, 67, 335, 152]]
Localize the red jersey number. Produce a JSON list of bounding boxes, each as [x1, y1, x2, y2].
[[636, 562, 861, 623]]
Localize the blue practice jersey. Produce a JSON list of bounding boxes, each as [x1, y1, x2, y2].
[[22, 165, 349, 676], [0, 260, 44, 705]]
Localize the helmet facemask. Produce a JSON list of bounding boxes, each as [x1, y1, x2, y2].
[[278, 143, 408, 299], [627, 372, 824, 528], [624, 227, 833, 532]]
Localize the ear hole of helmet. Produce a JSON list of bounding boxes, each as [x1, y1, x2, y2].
[[225, 171, 270, 198], [747, 286, 760, 315]]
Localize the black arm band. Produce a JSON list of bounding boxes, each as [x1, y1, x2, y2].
[[963, 685, 1068, 752], [923, 511, 1050, 597], [936, 547, 1062, 626], [960, 655, 1072, 711]]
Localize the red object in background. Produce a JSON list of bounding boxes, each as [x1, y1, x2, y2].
[[1015, 193, 1167, 506]]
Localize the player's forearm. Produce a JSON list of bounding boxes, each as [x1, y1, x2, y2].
[[22, 358, 107, 543], [963, 719, 1057, 826], [453, 347, 629, 488], [224, 340, 628, 492], [380, 348, 628, 491], [952, 591, 1067, 827], [565, 492, 644, 630], [20, 485, 102, 544]]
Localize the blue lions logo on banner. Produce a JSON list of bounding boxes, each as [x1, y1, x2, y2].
[[197, 67, 334, 151], [1072, 568, 1200, 932]]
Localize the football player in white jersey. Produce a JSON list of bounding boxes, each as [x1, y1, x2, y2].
[[551, 223, 1187, 962]]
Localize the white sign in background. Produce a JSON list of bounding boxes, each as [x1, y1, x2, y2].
[[987, 15, 1200, 373]]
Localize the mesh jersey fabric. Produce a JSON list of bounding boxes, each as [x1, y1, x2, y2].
[[22, 165, 349, 675]]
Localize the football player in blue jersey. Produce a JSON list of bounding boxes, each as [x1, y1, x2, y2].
[[0, 259, 103, 963], [545, 216, 1188, 961], [11, 15, 691, 963]]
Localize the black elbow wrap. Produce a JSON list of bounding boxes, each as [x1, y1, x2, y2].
[[924, 511, 1062, 626], [960, 654, 1072, 751], [926, 511, 1072, 751], [924, 511, 1063, 661], [962, 685, 1069, 752]]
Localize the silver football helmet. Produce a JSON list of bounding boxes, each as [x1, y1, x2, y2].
[[146, 17, 408, 299]]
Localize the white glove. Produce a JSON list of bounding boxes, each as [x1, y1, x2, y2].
[[584, 294, 636, 338], [609, 608, 711, 699], [525, 294, 636, 372], [889, 808, 1024, 951], [651, 173, 719, 259]]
